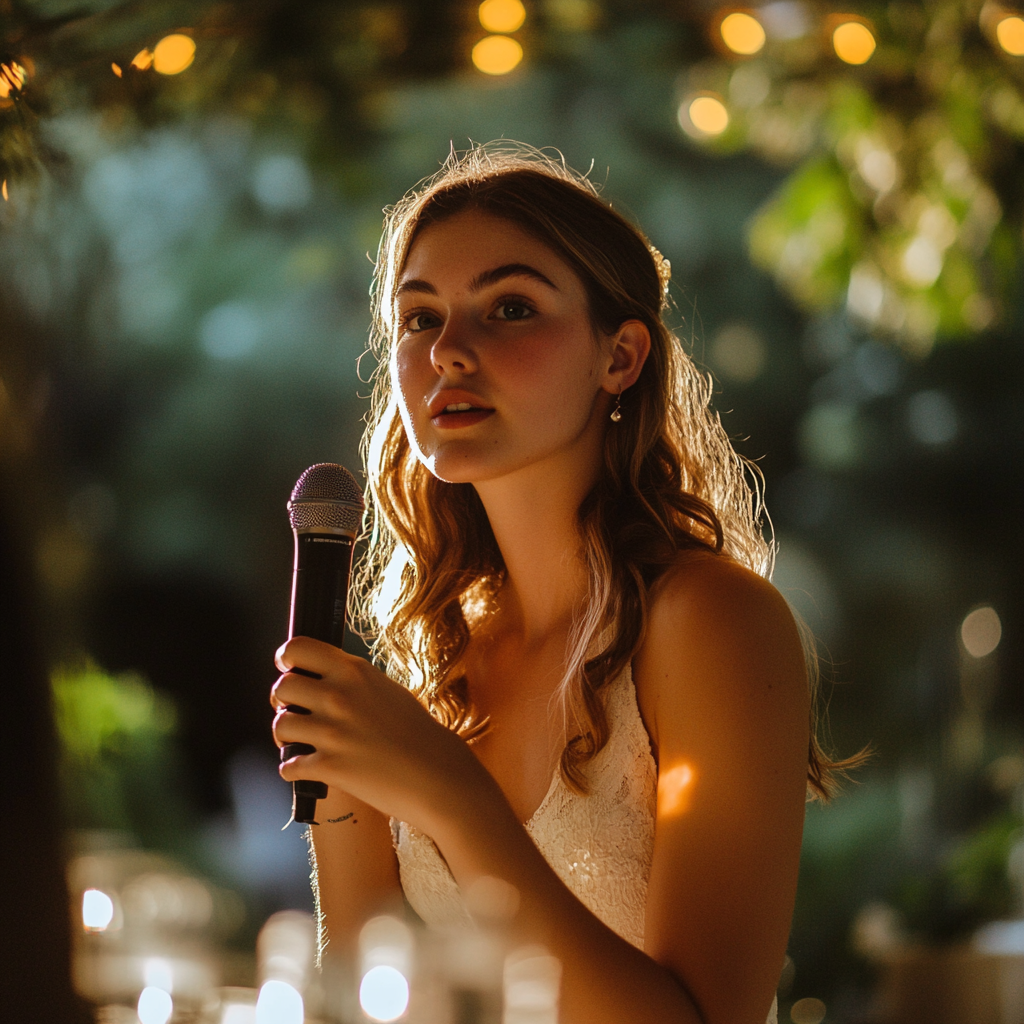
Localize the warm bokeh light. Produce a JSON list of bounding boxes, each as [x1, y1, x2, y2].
[[2, 180, 7, 202], [0, 62, 27, 98], [131, 48, 154, 70], [687, 95, 729, 135], [255, 981, 303, 1024], [479, 0, 527, 33], [720, 12, 766, 55], [472, 34, 524, 74], [961, 606, 1002, 658], [111, 62, 123, 78], [82, 888, 115, 931], [138, 987, 174, 1024], [791, 996, 827, 1024], [359, 966, 410, 1022], [658, 763, 696, 816], [996, 15, 1024, 54], [833, 21, 876, 64], [153, 34, 196, 75]]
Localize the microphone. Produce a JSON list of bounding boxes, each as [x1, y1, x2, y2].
[[281, 463, 365, 825]]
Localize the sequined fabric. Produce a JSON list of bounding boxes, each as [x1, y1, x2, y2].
[[392, 663, 778, 1024]]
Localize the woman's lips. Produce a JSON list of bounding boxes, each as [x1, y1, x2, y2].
[[431, 408, 494, 429]]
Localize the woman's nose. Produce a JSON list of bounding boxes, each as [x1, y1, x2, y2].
[[430, 317, 478, 375]]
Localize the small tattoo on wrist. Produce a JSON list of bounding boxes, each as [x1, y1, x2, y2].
[[327, 812, 355, 823]]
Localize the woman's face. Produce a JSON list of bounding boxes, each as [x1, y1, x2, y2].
[[391, 208, 616, 488]]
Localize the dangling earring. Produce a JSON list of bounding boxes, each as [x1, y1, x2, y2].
[[610, 391, 623, 422]]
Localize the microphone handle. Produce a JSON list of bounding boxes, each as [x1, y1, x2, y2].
[[283, 532, 355, 825]]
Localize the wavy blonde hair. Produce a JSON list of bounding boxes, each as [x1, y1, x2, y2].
[[353, 142, 845, 799]]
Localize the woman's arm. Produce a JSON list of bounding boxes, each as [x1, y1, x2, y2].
[[635, 552, 810, 1024], [273, 555, 808, 1023], [270, 691, 403, 963], [305, 792, 402, 962]]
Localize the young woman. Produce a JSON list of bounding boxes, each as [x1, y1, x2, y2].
[[271, 143, 844, 1024]]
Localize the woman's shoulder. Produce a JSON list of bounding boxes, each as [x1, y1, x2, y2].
[[644, 547, 795, 635], [634, 547, 808, 755]]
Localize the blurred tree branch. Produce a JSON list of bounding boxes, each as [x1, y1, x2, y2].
[[2, 0, 1022, 347]]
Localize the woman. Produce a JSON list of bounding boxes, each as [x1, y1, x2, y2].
[[272, 143, 843, 1024]]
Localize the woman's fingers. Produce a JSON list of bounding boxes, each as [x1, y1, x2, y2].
[[278, 747, 333, 783], [270, 668, 332, 712], [275, 635, 355, 676], [272, 702, 349, 748]]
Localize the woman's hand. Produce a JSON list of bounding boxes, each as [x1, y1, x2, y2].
[[271, 636, 491, 832]]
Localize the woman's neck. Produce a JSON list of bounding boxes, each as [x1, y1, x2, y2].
[[474, 462, 595, 646]]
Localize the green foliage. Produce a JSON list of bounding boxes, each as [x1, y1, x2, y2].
[[682, 2, 1024, 349], [52, 661, 176, 761], [896, 812, 1024, 942], [52, 662, 193, 848], [748, 156, 863, 309]]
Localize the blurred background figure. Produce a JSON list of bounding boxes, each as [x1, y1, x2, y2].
[[0, 1, 1020, 1022]]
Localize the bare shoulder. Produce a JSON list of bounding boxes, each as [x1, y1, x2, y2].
[[634, 548, 808, 758]]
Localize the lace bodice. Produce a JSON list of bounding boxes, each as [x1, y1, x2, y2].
[[393, 664, 778, 1024]]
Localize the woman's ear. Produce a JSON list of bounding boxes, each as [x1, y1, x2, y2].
[[604, 319, 651, 393]]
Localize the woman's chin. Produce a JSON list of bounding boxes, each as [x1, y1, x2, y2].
[[420, 449, 519, 487]]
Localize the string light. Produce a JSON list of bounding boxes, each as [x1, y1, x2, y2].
[[2, 180, 7, 201], [996, 15, 1024, 55], [832, 20, 876, 64], [112, 63, 123, 77], [131, 48, 154, 70], [472, 34, 523, 74], [681, 95, 730, 136], [479, 0, 526, 33], [153, 35, 196, 75], [720, 12, 766, 55]]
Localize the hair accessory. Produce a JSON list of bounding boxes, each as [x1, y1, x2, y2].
[[610, 391, 623, 423], [649, 244, 672, 307]]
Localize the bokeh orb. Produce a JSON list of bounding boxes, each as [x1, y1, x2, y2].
[[472, 35, 524, 75], [833, 21, 876, 64], [153, 34, 196, 75], [359, 965, 410, 1022], [479, 0, 526, 33], [686, 95, 729, 135], [961, 606, 1002, 659], [720, 12, 766, 55]]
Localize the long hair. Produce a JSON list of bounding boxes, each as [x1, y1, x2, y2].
[[353, 141, 846, 799]]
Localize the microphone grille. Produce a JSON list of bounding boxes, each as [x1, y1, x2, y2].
[[288, 463, 365, 534]]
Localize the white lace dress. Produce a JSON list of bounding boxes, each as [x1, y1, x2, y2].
[[393, 665, 778, 1024]]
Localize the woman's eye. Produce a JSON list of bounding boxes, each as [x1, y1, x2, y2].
[[493, 301, 534, 321], [402, 311, 442, 332]]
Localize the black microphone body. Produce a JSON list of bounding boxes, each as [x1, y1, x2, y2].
[[282, 464, 364, 825]]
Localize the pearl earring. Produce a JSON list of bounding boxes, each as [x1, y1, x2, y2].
[[610, 391, 623, 422]]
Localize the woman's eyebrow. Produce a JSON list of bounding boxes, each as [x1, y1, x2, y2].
[[395, 263, 558, 298], [470, 263, 559, 292]]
